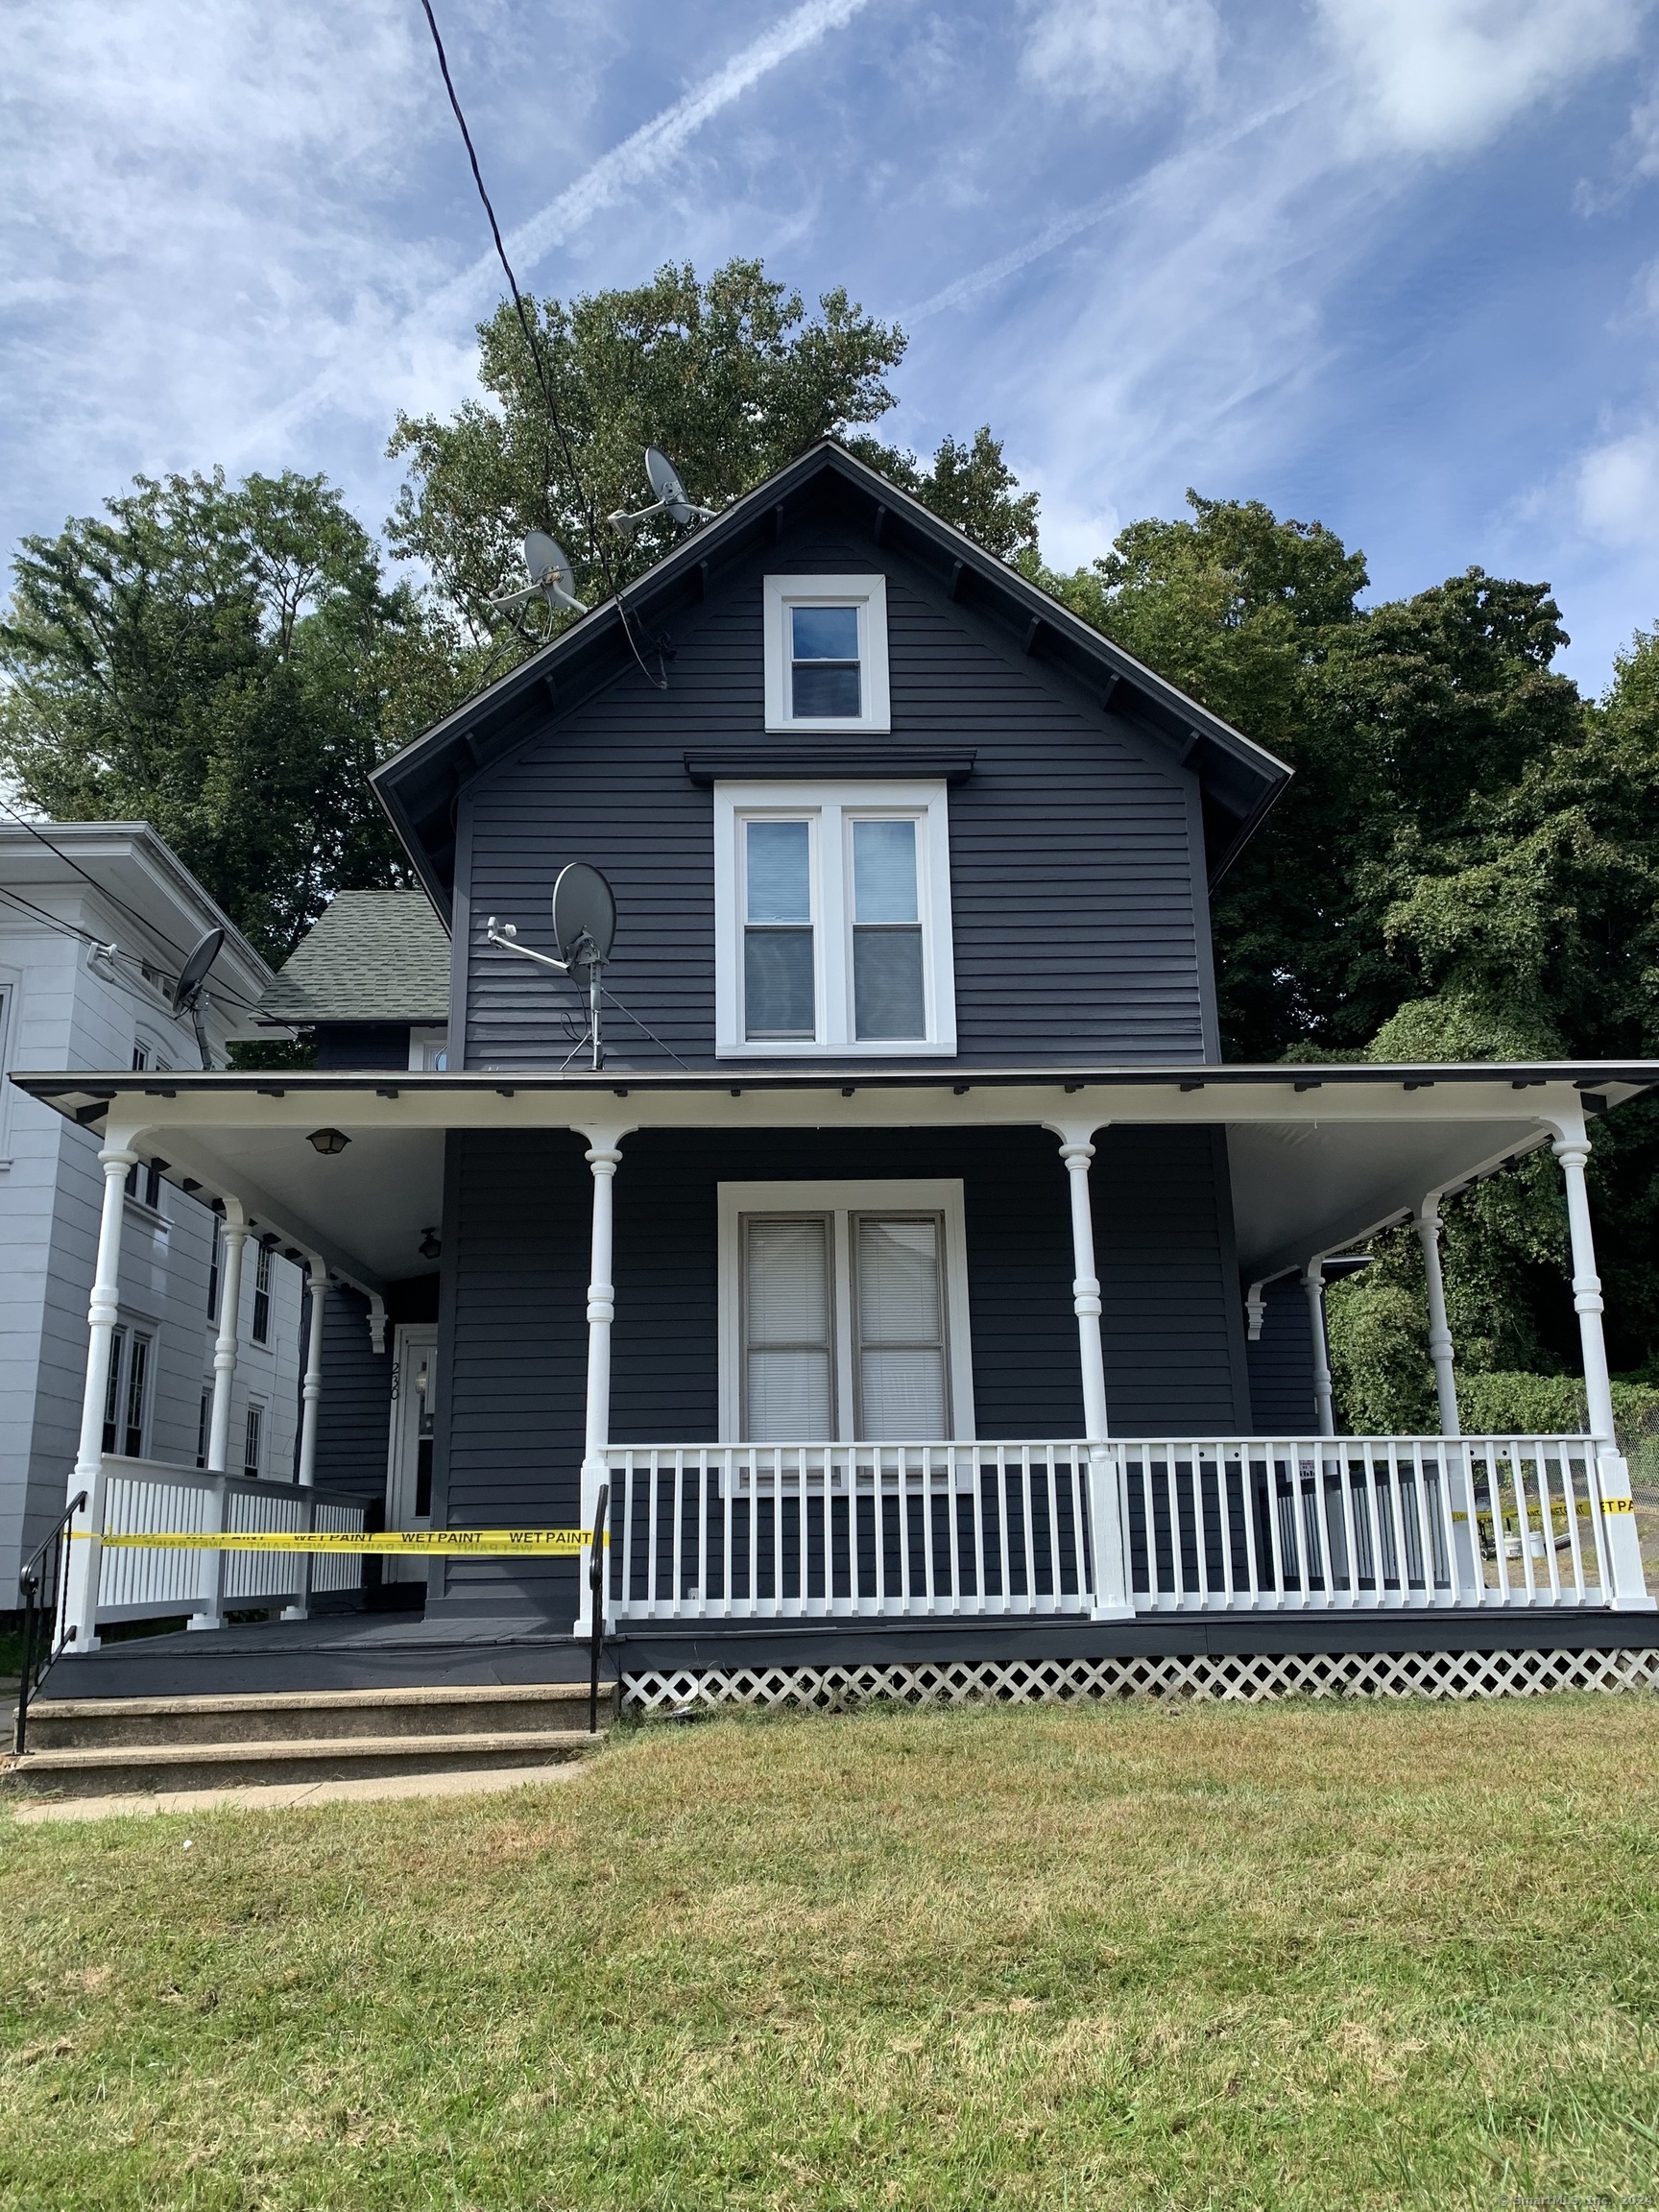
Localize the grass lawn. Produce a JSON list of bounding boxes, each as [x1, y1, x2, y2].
[[3, 1696, 1659, 2210]]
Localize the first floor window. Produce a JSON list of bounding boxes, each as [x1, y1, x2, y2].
[[716, 781, 956, 1057], [197, 1385, 212, 1470], [243, 1402, 264, 1481], [720, 1181, 973, 1444], [101, 1326, 152, 1457], [252, 1241, 273, 1344]]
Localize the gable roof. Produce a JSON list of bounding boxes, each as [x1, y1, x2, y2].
[[372, 439, 1292, 920], [257, 889, 450, 1026]]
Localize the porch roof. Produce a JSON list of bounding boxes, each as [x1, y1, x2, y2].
[[13, 1059, 1652, 1299]]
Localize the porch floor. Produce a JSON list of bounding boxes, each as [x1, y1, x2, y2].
[[36, 1605, 1659, 1701]]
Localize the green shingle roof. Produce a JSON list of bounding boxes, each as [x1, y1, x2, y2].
[[259, 890, 450, 1025]]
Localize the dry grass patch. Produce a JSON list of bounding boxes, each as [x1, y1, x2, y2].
[[2, 1694, 1658, 2208]]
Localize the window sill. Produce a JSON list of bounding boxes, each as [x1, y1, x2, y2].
[[716, 1038, 958, 1060]]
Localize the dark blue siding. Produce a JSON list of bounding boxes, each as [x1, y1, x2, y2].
[[430, 1123, 1251, 1622], [460, 519, 1213, 1073], [1245, 1275, 1317, 1431], [315, 1287, 394, 1494]]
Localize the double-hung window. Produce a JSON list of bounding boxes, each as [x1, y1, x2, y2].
[[252, 1241, 273, 1345], [243, 1401, 265, 1481], [716, 781, 955, 1056], [763, 576, 890, 732], [719, 1180, 974, 1443], [101, 1326, 153, 1458]]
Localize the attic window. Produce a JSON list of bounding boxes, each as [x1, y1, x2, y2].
[[764, 576, 890, 733]]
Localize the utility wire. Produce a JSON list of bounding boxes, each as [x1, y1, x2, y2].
[[418, 0, 670, 693], [0, 799, 263, 1013]]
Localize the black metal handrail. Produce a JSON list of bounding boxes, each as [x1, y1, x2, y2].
[[589, 1481, 609, 1736], [13, 1491, 86, 1756]]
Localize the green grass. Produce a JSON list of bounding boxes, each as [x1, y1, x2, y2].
[[4, 1695, 1659, 2210]]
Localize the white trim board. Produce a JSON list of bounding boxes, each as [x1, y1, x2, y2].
[[716, 1177, 974, 1444]]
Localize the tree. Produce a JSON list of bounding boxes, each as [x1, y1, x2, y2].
[[0, 469, 435, 963], [388, 257, 1038, 669]]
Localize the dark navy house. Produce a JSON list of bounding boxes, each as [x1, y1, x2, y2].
[[24, 442, 1658, 1714]]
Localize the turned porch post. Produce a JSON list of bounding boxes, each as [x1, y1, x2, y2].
[[1050, 1123, 1130, 1619], [575, 1129, 629, 1635], [1304, 1263, 1335, 1439], [281, 1258, 327, 1622], [1415, 1195, 1460, 1438], [61, 1142, 139, 1653], [193, 1204, 248, 1632]]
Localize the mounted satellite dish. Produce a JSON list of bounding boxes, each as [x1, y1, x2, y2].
[[482, 863, 617, 1070], [551, 861, 616, 970], [607, 446, 718, 542], [486, 532, 587, 622], [171, 926, 224, 1071]]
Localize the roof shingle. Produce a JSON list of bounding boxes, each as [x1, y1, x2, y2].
[[259, 890, 450, 1025]]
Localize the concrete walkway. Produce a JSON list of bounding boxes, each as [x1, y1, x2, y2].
[[9, 1760, 589, 1822]]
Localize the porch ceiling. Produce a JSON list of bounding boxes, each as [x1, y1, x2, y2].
[[12, 1060, 1652, 1294]]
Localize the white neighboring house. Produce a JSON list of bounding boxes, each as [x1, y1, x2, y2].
[[0, 822, 303, 1602]]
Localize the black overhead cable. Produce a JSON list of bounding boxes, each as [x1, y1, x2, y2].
[[417, 0, 670, 693], [0, 802, 263, 1014]]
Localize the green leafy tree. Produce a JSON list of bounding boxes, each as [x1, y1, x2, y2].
[[388, 257, 1038, 666], [0, 469, 437, 962]]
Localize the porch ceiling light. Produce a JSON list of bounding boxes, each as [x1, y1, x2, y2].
[[307, 1126, 350, 1156], [419, 1227, 442, 1261]]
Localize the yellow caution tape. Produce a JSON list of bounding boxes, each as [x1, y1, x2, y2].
[[72, 1527, 598, 1555], [1602, 1497, 1634, 1514]]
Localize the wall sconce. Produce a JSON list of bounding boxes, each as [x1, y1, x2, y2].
[[307, 1128, 349, 1156]]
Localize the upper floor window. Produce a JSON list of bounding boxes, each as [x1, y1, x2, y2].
[[252, 1240, 273, 1345], [763, 575, 890, 733], [713, 780, 956, 1059]]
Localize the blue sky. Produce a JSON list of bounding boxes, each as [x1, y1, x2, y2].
[[6, 0, 1659, 688]]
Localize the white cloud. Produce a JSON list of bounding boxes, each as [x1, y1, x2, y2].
[[1020, 0, 1220, 115], [1576, 424, 1659, 546], [1317, 0, 1651, 156]]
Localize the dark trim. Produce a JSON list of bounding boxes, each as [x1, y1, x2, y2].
[[1186, 775, 1222, 1059], [447, 787, 473, 1073], [684, 745, 976, 785], [428, 1129, 464, 1610]]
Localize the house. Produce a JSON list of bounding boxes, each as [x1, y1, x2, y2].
[[14, 443, 1658, 1716], [0, 823, 304, 1610]]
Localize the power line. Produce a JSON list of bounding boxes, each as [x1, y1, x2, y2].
[[417, 0, 670, 694]]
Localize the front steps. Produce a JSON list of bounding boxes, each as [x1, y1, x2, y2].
[[5, 1681, 613, 1799]]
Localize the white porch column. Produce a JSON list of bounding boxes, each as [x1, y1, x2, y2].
[[1051, 1125, 1131, 1619], [61, 1144, 138, 1653], [1552, 1130, 1617, 1444], [1551, 1120, 1651, 1605], [205, 1210, 249, 1473], [1304, 1263, 1335, 1439], [575, 1129, 628, 1635], [1415, 1196, 1460, 1437], [193, 1206, 248, 1633], [281, 1259, 327, 1622]]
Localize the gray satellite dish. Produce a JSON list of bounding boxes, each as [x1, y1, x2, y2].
[[607, 446, 718, 541], [171, 926, 224, 1070], [551, 861, 615, 969], [487, 532, 587, 620]]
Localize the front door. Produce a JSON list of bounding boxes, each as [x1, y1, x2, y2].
[[385, 1326, 438, 1581]]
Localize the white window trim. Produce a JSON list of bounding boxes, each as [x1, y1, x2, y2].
[[243, 1395, 267, 1480], [763, 574, 890, 733], [716, 1179, 974, 1444], [713, 778, 956, 1059], [408, 1026, 448, 1071]]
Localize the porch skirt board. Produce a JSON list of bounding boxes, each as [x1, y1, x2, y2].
[[622, 1642, 1659, 1713]]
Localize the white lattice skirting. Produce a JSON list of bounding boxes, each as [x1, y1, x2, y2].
[[623, 1645, 1659, 1713]]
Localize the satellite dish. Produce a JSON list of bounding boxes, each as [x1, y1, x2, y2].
[[487, 532, 587, 620], [171, 926, 224, 1071], [551, 862, 615, 970], [607, 446, 718, 541]]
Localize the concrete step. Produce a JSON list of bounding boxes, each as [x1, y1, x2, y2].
[[3, 1728, 605, 1798], [17, 1681, 614, 1751]]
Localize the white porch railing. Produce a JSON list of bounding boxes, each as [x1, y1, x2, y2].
[[95, 1456, 367, 1623], [601, 1435, 1647, 1622]]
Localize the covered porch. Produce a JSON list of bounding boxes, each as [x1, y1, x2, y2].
[[15, 1058, 1656, 1658]]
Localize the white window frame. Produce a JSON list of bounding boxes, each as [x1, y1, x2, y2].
[[717, 1179, 974, 1444], [713, 779, 956, 1059], [243, 1396, 267, 1481], [408, 1026, 448, 1071], [763, 574, 890, 733]]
